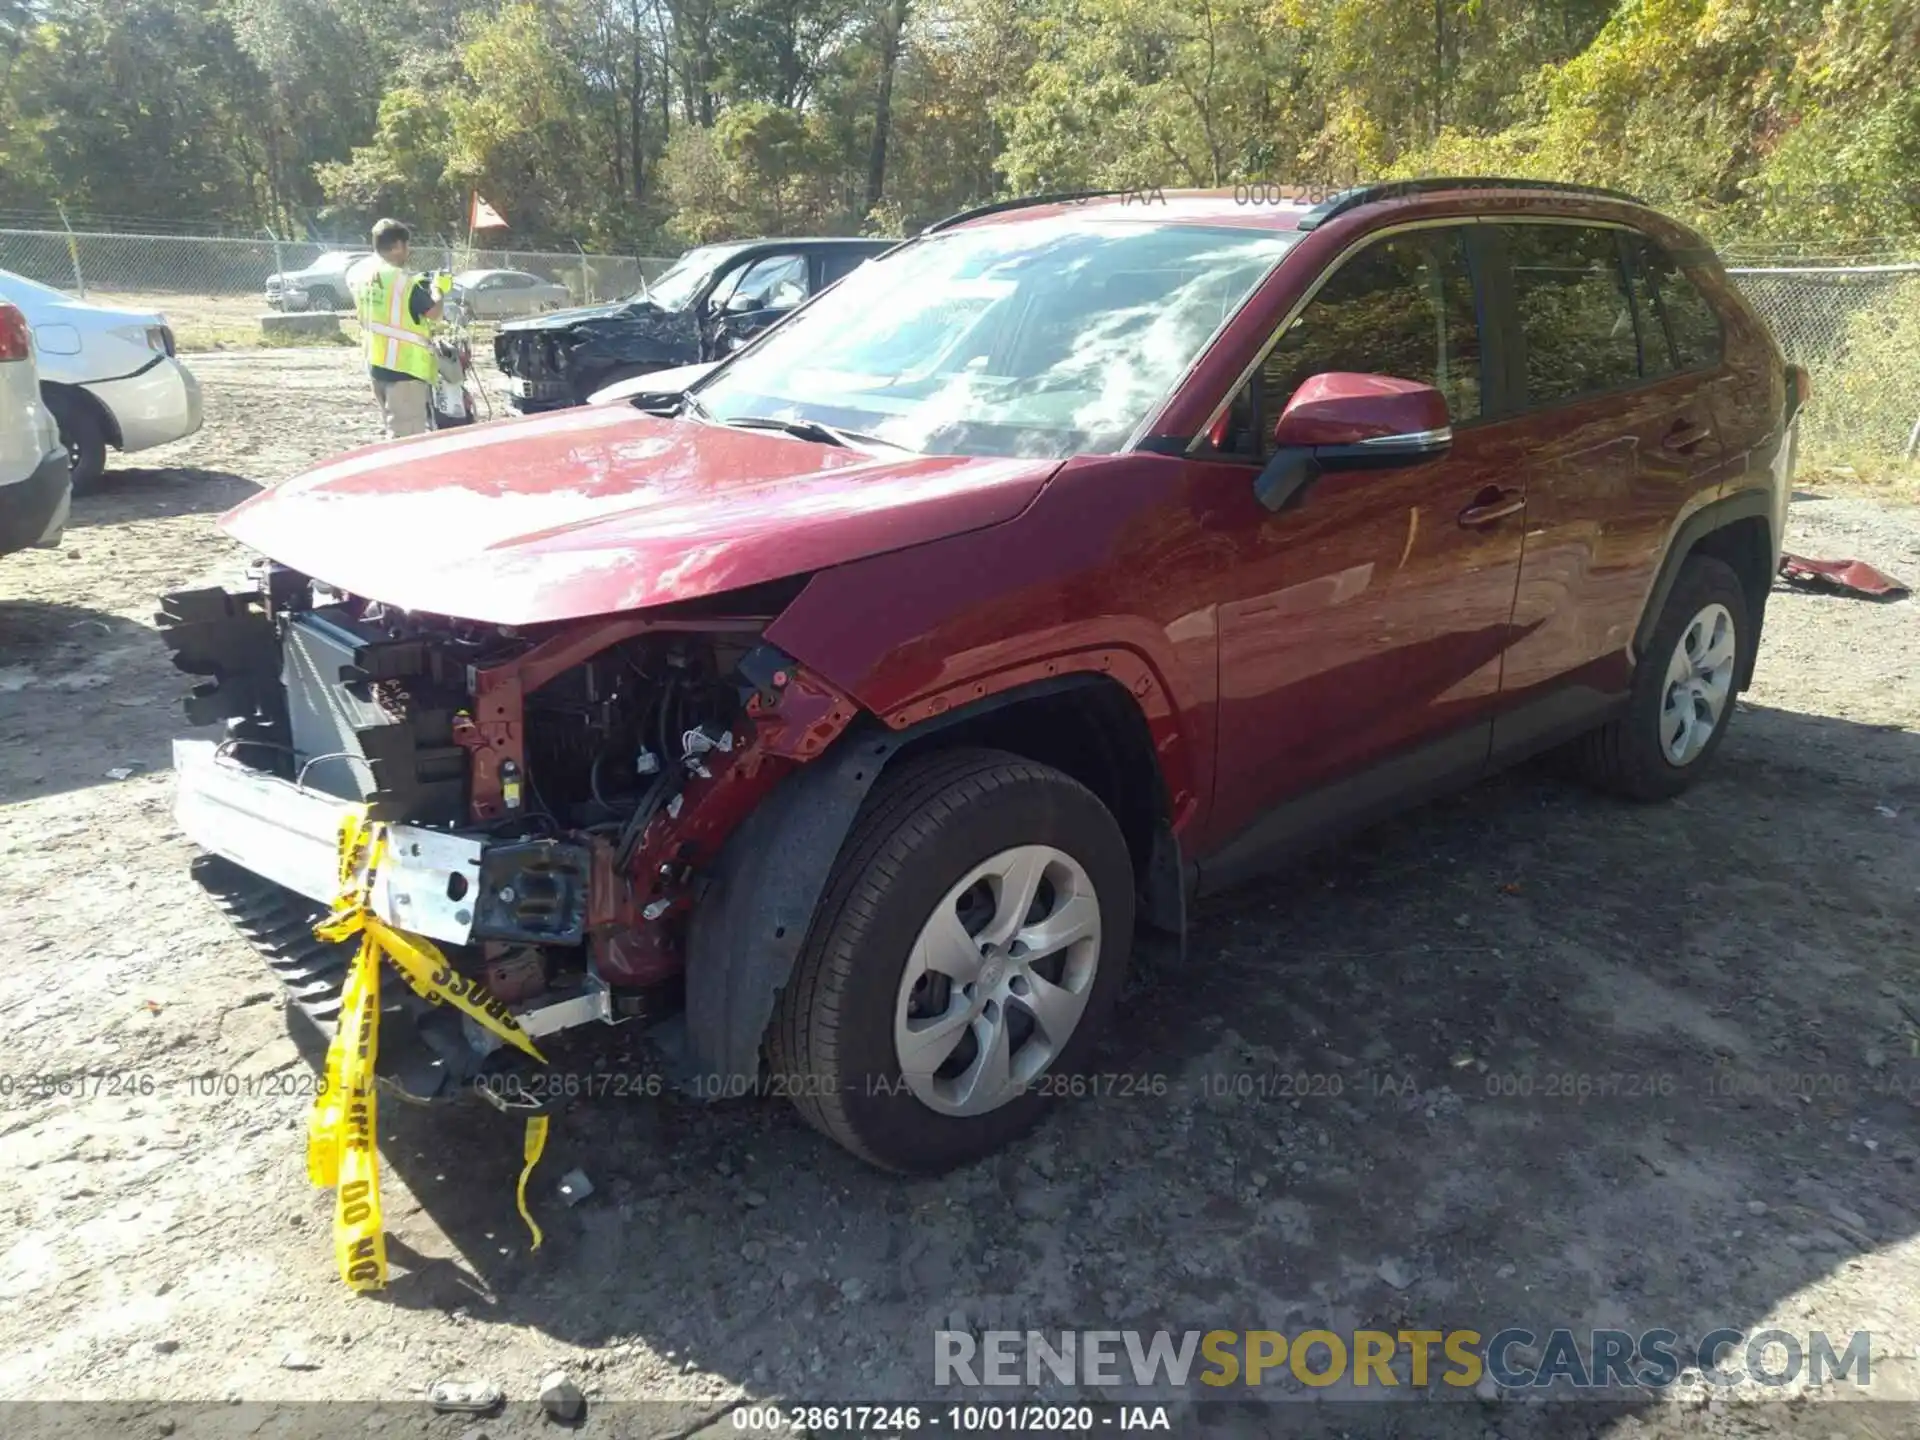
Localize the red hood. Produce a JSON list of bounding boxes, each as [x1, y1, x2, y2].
[[220, 406, 1057, 625]]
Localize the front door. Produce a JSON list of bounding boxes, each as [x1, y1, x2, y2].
[[1195, 223, 1532, 879], [703, 251, 812, 356]]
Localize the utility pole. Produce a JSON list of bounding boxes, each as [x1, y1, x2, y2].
[[57, 203, 84, 296]]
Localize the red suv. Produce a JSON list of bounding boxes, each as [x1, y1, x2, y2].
[[163, 180, 1801, 1173]]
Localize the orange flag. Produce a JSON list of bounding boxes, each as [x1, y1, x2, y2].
[[470, 193, 508, 231]]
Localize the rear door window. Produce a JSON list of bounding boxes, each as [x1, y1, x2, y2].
[[1501, 223, 1641, 405], [819, 249, 877, 287], [1250, 225, 1483, 450]]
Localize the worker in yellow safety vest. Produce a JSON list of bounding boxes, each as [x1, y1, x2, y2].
[[348, 218, 451, 439]]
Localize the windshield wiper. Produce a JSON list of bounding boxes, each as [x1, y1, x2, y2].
[[721, 415, 902, 451], [675, 391, 713, 422]]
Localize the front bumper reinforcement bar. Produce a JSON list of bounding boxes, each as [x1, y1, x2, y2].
[[174, 738, 485, 946]]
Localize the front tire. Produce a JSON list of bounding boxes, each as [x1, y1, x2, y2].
[[1572, 554, 1748, 800], [770, 748, 1134, 1174]]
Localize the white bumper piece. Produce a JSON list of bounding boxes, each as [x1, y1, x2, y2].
[[173, 738, 484, 945], [85, 357, 203, 453]]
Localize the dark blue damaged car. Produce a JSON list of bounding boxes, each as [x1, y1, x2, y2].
[[494, 235, 894, 412]]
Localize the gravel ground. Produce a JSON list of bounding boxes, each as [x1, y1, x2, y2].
[[2, 349, 1918, 1438]]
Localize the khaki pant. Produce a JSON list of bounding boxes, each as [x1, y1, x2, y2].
[[371, 374, 430, 440]]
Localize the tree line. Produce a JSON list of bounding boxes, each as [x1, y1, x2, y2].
[[1, 0, 1915, 250]]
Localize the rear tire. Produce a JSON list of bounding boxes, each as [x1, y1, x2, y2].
[[769, 748, 1134, 1174], [1572, 554, 1748, 800], [44, 387, 108, 493]]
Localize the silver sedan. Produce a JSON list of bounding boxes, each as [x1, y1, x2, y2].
[[447, 269, 573, 320]]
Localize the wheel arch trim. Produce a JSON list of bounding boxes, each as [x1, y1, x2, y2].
[[681, 670, 1182, 1091], [862, 645, 1197, 832], [1632, 488, 1777, 688]]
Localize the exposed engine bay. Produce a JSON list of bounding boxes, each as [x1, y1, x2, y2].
[[158, 559, 858, 1102]]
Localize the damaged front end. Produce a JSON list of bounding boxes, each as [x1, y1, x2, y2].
[[494, 305, 701, 411], [158, 561, 857, 1103]]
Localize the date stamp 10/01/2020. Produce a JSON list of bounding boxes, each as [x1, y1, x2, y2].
[[9, 1053, 1917, 1110]]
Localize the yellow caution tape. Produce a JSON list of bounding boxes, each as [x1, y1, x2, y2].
[[518, 1114, 550, 1251], [308, 808, 551, 1292]]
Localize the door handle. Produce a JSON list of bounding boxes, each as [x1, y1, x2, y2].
[[1458, 487, 1524, 528], [1663, 421, 1712, 454]]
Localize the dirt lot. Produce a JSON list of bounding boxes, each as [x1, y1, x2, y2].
[[81, 286, 529, 357], [2, 349, 1918, 1437]]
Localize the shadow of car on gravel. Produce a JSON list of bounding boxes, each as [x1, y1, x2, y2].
[[0, 597, 217, 803], [262, 701, 1920, 1428], [63, 465, 259, 528]]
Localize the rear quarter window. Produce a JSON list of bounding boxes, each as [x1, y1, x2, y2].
[[1643, 245, 1725, 369], [1621, 237, 1679, 377]]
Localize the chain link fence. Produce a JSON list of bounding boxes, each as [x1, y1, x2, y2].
[[0, 227, 675, 345], [1725, 259, 1920, 467], [2, 224, 1917, 470]]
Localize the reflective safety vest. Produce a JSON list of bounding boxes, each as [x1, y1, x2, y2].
[[352, 261, 436, 382]]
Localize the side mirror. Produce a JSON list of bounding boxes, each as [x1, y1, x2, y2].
[[1255, 373, 1452, 512], [724, 291, 758, 314]]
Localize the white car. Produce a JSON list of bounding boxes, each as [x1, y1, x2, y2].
[[0, 299, 71, 557], [447, 268, 573, 321], [0, 269, 204, 491]]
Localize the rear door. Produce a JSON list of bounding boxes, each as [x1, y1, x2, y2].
[[1634, 236, 1741, 470], [1490, 220, 1729, 757]]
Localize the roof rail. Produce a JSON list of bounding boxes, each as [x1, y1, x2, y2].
[[1297, 177, 1647, 231], [923, 190, 1124, 234]]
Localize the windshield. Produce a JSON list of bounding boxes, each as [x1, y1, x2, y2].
[[635, 244, 747, 310], [696, 221, 1295, 458]]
